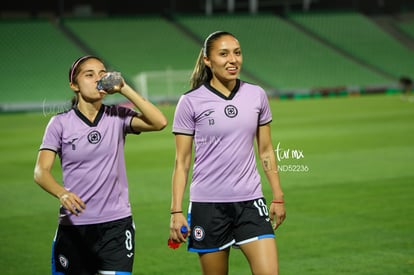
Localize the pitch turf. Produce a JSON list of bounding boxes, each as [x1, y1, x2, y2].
[[0, 93, 413, 274]]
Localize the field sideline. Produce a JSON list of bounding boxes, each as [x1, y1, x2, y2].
[[0, 93, 413, 274]]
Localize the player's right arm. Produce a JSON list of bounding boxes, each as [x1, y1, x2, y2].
[[169, 134, 193, 242], [34, 150, 85, 215]]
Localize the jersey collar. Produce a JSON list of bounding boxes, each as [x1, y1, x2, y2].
[[205, 79, 240, 100], [73, 104, 105, 127]]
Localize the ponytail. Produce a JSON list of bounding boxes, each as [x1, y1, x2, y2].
[[70, 95, 78, 108], [190, 49, 212, 89]]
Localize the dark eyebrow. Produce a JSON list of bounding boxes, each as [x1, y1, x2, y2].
[[82, 69, 106, 74], [218, 47, 241, 52]]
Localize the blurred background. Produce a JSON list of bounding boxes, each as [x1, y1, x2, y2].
[[1, 2, 414, 274], [1, 0, 414, 111]]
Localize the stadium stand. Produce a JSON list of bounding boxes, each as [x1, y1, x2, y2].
[[1, 11, 412, 111], [0, 19, 85, 111], [174, 13, 394, 95], [395, 15, 414, 40], [288, 11, 414, 80], [61, 16, 206, 103], [62, 16, 199, 79]]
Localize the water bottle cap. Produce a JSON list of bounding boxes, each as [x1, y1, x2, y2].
[[180, 226, 188, 234]]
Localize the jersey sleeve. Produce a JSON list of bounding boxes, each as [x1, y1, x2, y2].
[[112, 105, 140, 135], [124, 108, 140, 135], [39, 116, 62, 153], [258, 88, 272, 126], [172, 95, 195, 135]]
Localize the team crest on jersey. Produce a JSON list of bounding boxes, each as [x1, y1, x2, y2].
[[193, 226, 205, 241], [88, 130, 101, 144], [224, 105, 238, 118], [58, 254, 69, 269]]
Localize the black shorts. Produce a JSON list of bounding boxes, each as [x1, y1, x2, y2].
[[187, 198, 274, 253], [52, 216, 135, 275]]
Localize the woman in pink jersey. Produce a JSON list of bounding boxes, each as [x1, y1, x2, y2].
[[169, 31, 286, 274], [34, 55, 167, 275]]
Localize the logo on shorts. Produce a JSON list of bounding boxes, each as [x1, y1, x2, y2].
[[88, 130, 101, 144], [58, 254, 69, 269], [193, 226, 205, 241]]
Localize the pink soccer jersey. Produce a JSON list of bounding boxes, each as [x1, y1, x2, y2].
[[40, 105, 139, 225], [173, 80, 272, 202]]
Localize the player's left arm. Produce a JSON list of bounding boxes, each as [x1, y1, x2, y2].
[[256, 123, 286, 229], [119, 83, 168, 132]]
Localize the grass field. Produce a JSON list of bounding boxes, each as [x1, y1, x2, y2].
[[0, 93, 413, 274]]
